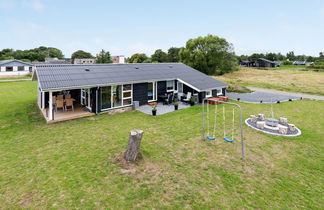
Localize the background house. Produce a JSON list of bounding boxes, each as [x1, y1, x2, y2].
[[111, 55, 125, 64], [255, 58, 280, 68], [73, 58, 96, 64], [0, 59, 34, 76], [292, 61, 314, 66]]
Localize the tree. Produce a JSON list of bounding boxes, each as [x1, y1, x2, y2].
[[71, 50, 93, 60], [179, 34, 237, 75], [286, 51, 295, 61], [96, 49, 112, 63], [128, 53, 148, 63], [151, 49, 168, 63], [167, 47, 181, 62]]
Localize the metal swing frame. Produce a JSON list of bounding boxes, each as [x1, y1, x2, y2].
[[202, 98, 245, 161]]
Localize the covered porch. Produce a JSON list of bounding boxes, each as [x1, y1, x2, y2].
[[38, 88, 95, 123]]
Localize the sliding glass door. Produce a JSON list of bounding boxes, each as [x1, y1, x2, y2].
[[112, 85, 122, 107], [101, 86, 112, 109], [148, 82, 157, 102], [101, 84, 133, 110]]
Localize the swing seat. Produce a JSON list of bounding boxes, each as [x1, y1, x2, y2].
[[206, 136, 216, 141], [223, 137, 234, 142]]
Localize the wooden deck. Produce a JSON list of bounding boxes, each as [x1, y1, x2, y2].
[[41, 104, 95, 123]]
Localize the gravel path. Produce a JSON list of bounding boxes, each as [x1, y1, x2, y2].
[[247, 87, 324, 101]]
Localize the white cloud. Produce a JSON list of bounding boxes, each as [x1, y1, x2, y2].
[[0, 0, 14, 8], [320, 7, 324, 20], [23, 0, 45, 12]]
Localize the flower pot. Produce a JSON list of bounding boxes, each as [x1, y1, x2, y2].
[[152, 110, 157, 116], [190, 101, 195, 106], [174, 104, 179, 110]]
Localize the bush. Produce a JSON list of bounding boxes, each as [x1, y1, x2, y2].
[[306, 65, 324, 70], [283, 60, 292, 65], [227, 85, 253, 93]]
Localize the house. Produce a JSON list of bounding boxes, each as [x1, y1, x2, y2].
[[239, 60, 255, 67], [73, 58, 96, 64], [32, 63, 228, 123], [111, 55, 125, 64], [0, 59, 34, 76], [255, 58, 280, 68], [32, 58, 72, 65], [292, 61, 314, 66]]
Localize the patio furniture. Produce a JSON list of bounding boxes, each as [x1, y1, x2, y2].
[[279, 117, 288, 125], [57, 95, 64, 100], [278, 125, 288, 134], [250, 115, 257, 122], [65, 98, 74, 111], [55, 99, 65, 112], [182, 92, 192, 103], [256, 121, 265, 129], [288, 124, 296, 131], [65, 94, 71, 99], [164, 93, 173, 105], [258, 113, 265, 121]]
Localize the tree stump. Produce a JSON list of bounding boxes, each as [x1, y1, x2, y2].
[[124, 130, 144, 162]]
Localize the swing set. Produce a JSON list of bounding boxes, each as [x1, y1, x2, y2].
[[202, 98, 245, 160]]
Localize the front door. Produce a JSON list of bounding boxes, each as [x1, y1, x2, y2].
[[148, 82, 157, 102], [81, 88, 91, 110]]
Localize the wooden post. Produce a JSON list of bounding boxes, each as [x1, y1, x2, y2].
[[124, 130, 144, 162]]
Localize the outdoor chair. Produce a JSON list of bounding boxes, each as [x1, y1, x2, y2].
[[65, 98, 74, 111], [182, 92, 192, 103], [57, 95, 64, 100], [55, 99, 65, 112], [65, 94, 71, 99], [164, 93, 173, 105]]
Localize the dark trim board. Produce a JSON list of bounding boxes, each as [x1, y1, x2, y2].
[[133, 83, 149, 106]]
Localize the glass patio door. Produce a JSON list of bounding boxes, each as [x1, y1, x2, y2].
[[148, 82, 157, 102], [112, 85, 122, 107], [101, 86, 112, 109]]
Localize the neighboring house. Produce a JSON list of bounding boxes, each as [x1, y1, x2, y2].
[[33, 63, 227, 123], [0, 59, 34, 76], [255, 58, 280, 68], [111, 55, 125, 64], [239, 60, 255, 67], [292, 61, 314, 66], [32, 57, 72, 65], [73, 58, 96, 64]]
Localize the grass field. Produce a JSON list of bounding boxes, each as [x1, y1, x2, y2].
[[0, 81, 323, 209], [215, 67, 324, 96], [0, 74, 31, 80]]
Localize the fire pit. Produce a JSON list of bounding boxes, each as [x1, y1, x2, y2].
[[265, 118, 279, 127]]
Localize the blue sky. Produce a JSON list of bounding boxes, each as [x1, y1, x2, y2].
[[0, 0, 323, 57]]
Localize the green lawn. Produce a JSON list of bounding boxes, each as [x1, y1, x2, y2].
[[0, 81, 323, 209]]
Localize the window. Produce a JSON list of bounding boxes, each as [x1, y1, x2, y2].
[[217, 89, 222, 96], [148, 82, 154, 101], [122, 84, 132, 106], [101, 86, 112, 109], [18, 66, 24, 71], [112, 85, 122, 107], [167, 80, 174, 92], [206, 90, 212, 97], [6, 67, 13, 72]]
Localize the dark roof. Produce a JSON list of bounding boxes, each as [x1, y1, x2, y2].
[[34, 63, 227, 91], [257, 58, 276, 64], [0, 59, 33, 66]]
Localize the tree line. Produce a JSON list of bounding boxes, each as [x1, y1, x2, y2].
[[237, 51, 324, 64]]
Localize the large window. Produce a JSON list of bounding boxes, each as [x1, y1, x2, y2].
[[122, 84, 132, 106], [101, 86, 112, 109], [101, 84, 133, 110], [112, 85, 122, 107], [167, 80, 174, 92], [18, 66, 24, 71], [217, 89, 222, 96], [6, 67, 13, 72], [148, 83, 154, 101]]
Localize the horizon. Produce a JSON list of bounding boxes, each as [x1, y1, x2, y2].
[[0, 0, 323, 57]]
